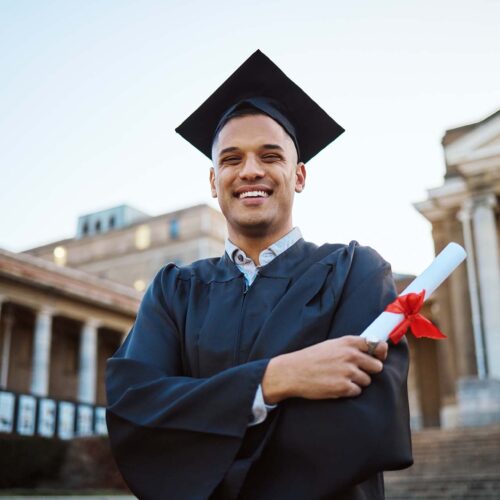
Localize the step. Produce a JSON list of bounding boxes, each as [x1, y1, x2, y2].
[[385, 474, 500, 500]]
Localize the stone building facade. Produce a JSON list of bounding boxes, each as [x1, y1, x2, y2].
[[0, 248, 140, 438], [415, 109, 500, 427], [0, 203, 226, 439], [26, 203, 226, 292]]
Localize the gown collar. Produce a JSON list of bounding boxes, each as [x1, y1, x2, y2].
[[224, 227, 303, 286], [217, 237, 316, 282], [224, 227, 303, 266]]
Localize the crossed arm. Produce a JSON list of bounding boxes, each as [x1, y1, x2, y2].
[[262, 336, 388, 404]]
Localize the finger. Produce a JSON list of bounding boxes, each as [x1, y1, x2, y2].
[[356, 352, 384, 374], [350, 368, 372, 388], [340, 336, 388, 363], [360, 338, 388, 360], [345, 335, 375, 351], [346, 381, 362, 397], [366, 340, 379, 357], [373, 342, 388, 361]]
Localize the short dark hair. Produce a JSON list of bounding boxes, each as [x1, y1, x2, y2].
[[211, 106, 299, 163], [212, 106, 266, 149]]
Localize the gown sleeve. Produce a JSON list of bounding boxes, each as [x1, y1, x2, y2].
[[240, 246, 413, 499], [105, 265, 270, 500]]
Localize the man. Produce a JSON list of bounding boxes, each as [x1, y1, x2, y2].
[[106, 50, 413, 500]]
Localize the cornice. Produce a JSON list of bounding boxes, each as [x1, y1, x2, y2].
[[0, 249, 141, 316]]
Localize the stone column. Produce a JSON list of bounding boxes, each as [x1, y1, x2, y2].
[[30, 307, 54, 396], [472, 193, 500, 378], [431, 220, 459, 427], [0, 298, 13, 389], [458, 202, 487, 379], [445, 216, 476, 377], [78, 319, 99, 404]]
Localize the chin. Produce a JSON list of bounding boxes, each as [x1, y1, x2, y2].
[[232, 217, 274, 236]]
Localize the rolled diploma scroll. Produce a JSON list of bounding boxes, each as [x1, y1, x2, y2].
[[360, 242, 467, 342]]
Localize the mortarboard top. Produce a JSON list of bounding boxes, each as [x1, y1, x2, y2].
[[175, 50, 345, 164]]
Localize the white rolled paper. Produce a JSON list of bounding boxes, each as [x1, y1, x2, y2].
[[360, 242, 467, 342]]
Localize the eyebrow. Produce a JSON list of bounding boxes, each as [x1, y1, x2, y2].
[[218, 144, 284, 158], [218, 146, 240, 157], [261, 144, 284, 152]]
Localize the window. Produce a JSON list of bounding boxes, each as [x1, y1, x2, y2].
[[135, 225, 151, 250], [53, 246, 67, 266], [170, 219, 179, 240], [109, 216, 115, 229], [82, 222, 89, 235], [95, 220, 101, 233], [134, 279, 146, 292]]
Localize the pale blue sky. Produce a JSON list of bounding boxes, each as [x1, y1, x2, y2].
[[1, 0, 499, 273]]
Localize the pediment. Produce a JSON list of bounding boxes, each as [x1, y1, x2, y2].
[[444, 111, 500, 166]]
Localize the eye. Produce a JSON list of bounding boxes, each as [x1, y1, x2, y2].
[[221, 156, 241, 165], [262, 154, 282, 162]]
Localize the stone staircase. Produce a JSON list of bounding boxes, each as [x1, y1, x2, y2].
[[385, 424, 500, 499]]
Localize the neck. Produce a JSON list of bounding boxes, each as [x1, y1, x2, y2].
[[228, 224, 294, 265]]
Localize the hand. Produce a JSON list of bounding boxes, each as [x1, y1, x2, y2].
[[261, 336, 388, 404]]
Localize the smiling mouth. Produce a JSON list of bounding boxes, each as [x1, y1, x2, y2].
[[237, 190, 272, 199]]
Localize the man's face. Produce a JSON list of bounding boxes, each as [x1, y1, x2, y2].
[[210, 114, 306, 239]]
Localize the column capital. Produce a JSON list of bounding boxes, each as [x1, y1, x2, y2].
[[473, 192, 497, 210], [458, 199, 474, 222], [36, 305, 56, 318], [83, 318, 101, 330]]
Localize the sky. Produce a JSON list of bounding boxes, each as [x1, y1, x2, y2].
[[1, 0, 499, 274]]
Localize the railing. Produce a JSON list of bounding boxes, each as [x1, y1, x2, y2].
[[0, 390, 107, 439]]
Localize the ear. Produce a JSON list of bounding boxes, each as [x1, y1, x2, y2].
[[295, 163, 306, 193], [209, 167, 218, 198]]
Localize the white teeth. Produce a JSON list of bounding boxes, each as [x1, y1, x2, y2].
[[239, 190, 270, 199]]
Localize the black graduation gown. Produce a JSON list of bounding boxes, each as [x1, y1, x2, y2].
[[106, 239, 413, 500]]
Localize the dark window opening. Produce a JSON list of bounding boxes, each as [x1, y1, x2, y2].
[[95, 220, 101, 233], [170, 219, 179, 240]]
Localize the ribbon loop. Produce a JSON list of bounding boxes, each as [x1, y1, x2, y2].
[[385, 290, 446, 344]]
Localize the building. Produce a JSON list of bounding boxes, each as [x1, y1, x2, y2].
[[25, 203, 226, 292], [0, 248, 140, 438], [415, 108, 500, 427], [0, 203, 226, 439]]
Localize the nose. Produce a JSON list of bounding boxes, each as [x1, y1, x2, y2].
[[239, 155, 265, 180]]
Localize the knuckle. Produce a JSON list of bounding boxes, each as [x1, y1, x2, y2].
[[346, 348, 359, 361]]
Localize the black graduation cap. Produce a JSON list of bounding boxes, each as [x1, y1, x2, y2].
[[175, 50, 344, 164]]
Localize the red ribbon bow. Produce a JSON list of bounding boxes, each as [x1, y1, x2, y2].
[[385, 290, 447, 344]]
